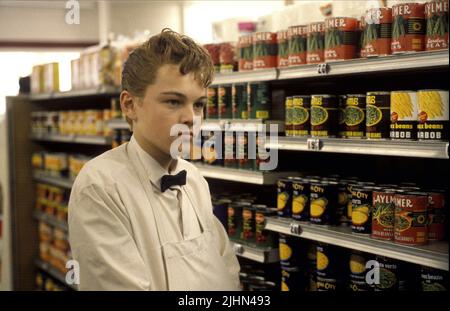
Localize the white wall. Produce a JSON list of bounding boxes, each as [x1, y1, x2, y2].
[[0, 0, 99, 42]]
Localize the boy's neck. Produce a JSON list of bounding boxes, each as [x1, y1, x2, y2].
[[134, 132, 176, 173]]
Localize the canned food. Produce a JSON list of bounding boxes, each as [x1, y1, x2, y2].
[[206, 86, 218, 119], [337, 180, 351, 225], [224, 131, 237, 168], [281, 267, 308, 291], [111, 98, 122, 119], [238, 34, 253, 71], [307, 22, 325, 64], [311, 95, 338, 137], [279, 234, 305, 269], [288, 25, 308, 66], [338, 95, 346, 138], [218, 85, 232, 119], [277, 30, 289, 68], [364, 7, 393, 57], [237, 131, 253, 169], [390, 91, 418, 140], [366, 91, 390, 139], [219, 42, 237, 74], [427, 190, 446, 241], [391, 3, 426, 53], [310, 181, 339, 225], [394, 191, 428, 245], [242, 205, 256, 243], [417, 90, 449, 141], [293, 95, 311, 136], [255, 206, 277, 248], [277, 178, 293, 218], [292, 177, 310, 221], [351, 186, 373, 234], [372, 189, 396, 241], [344, 94, 366, 138], [324, 17, 359, 61], [372, 256, 402, 291], [349, 251, 372, 291], [253, 32, 278, 69], [421, 266, 448, 291], [202, 131, 221, 166], [285, 96, 294, 136], [232, 83, 249, 120], [256, 134, 269, 170], [359, 16, 367, 58], [249, 82, 271, 120], [204, 44, 220, 72], [228, 201, 250, 239], [316, 243, 343, 291], [213, 199, 231, 231], [425, 0, 449, 51], [307, 243, 317, 291]]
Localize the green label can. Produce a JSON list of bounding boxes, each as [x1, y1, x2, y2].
[[249, 82, 271, 120], [218, 84, 233, 119], [227, 202, 250, 240], [311, 95, 338, 137], [241, 205, 256, 243], [366, 91, 390, 139], [344, 94, 366, 138], [285, 96, 294, 136], [232, 83, 249, 119], [293, 95, 311, 136]]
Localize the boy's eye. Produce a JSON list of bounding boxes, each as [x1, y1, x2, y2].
[[194, 102, 205, 109], [166, 100, 181, 106]]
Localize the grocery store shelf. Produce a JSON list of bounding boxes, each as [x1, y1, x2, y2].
[[230, 241, 279, 263], [31, 133, 111, 145], [108, 118, 130, 130], [194, 163, 294, 185], [278, 50, 449, 80], [265, 136, 449, 159], [33, 211, 68, 232], [265, 216, 449, 271], [30, 86, 120, 101], [35, 259, 77, 290], [211, 68, 277, 86], [33, 170, 74, 189]]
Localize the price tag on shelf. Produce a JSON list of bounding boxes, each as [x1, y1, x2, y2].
[[289, 222, 302, 235], [307, 138, 322, 151], [234, 243, 245, 255], [317, 63, 329, 75]]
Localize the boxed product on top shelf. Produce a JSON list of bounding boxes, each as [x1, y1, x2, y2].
[[38, 221, 71, 274], [276, 174, 447, 245], [31, 109, 113, 137], [31, 63, 59, 94], [278, 236, 448, 291], [284, 89, 449, 141], [32, 151, 92, 179]]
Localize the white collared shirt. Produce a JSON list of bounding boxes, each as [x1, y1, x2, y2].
[[68, 135, 240, 290]]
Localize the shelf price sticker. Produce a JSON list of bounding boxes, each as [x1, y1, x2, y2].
[[289, 222, 302, 235], [307, 138, 322, 151], [317, 63, 329, 75]]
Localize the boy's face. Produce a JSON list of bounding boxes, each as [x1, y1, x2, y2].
[[133, 64, 206, 158]]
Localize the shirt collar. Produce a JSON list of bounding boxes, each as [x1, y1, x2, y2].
[[129, 135, 183, 191]]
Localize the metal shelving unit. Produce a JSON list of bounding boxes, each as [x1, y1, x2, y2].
[[230, 241, 279, 264], [194, 163, 294, 185], [33, 211, 68, 232], [211, 68, 277, 86], [34, 259, 77, 290], [33, 170, 74, 189], [29, 86, 120, 101], [31, 133, 111, 146], [266, 136, 449, 159], [265, 216, 449, 271]]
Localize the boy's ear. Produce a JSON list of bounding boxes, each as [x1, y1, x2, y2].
[[120, 91, 138, 127]]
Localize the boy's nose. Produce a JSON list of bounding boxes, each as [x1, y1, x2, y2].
[[180, 105, 195, 127]]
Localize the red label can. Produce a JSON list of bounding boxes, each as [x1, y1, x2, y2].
[[238, 34, 253, 71], [364, 7, 393, 57], [428, 191, 446, 241], [277, 30, 289, 67], [324, 17, 359, 61], [425, 0, 449, 51], [372, 190, 396, 241], [253, 32, 278, 69], [288, 25, 308, 66], [391, 3, 426, 53], [394, 192, 428, 245], [307, 22, 325, 64]]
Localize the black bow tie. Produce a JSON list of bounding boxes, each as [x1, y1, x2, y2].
[[160, 170, 187, 192]]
